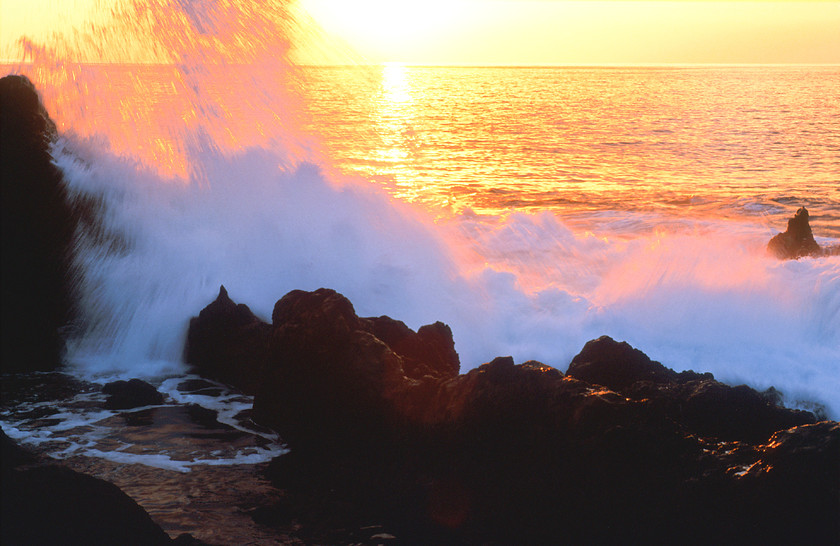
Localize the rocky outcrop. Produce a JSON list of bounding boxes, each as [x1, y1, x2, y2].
[[567, 335, 707, 388], [254, 288, 412, 451], [184, 285, 272, 394], [102, 378, 165, 410], [364, 316, 459, 380], [767, 207, 823, 259], [1, 74, 76, 372], [186, 287, 838, 544], [1, 429, 179, 545], [186, 286, 460, 397], [566, 335, 813, 443]]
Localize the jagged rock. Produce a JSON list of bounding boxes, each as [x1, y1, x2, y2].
[[677, 380, 815, 443], [364, 316, 459, 380], [102, 378, 165, 410], [1, 74, 76, 372], [1, 430, 174, 545], [185, 288, 837, 543], [693, 422, 840, 545], [186, 286, 461, 397], [767, 207, 823, 259], [565, 335, 814, 442], [254, 288, 407, 450], [184, 285, 272, 394], [566, 335, 683, 389]]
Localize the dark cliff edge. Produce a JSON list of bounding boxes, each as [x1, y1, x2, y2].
[[187, 286, 839, 545], [1, 74, 76, 372]]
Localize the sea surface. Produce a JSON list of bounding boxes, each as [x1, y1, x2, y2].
[[2, 45, 840, 546], [301, 65, 840, 237], [1, 60, 837, 424]]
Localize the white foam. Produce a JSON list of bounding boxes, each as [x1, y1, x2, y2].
[[10, 1, 837, 422]]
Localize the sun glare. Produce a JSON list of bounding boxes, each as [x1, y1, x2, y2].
[[299, 0, 840, 66], [299, 0, 471, 64]]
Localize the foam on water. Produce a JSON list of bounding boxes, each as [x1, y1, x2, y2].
[[2, 0, 838, 436], [52, 130, 840, 417], [0, 373, 287, 472]]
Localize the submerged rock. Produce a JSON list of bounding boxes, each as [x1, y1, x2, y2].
[[102, 378, 165, 410], [1, 74, 76, 372], [767, 206, 823, 259]]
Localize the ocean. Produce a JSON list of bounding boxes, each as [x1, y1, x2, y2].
[[1, 62, 838, 419], [1, 6, 839, 540]]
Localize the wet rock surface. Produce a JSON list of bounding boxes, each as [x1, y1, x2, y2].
[[1, 429, 191, 545], [767, 206, 823, 259], [184, 285, 273, 394], [186, 287, 839, 544], [103, 378, 166, 409]]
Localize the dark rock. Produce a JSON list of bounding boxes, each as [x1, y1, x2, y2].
[[678, 380, 815, 443], [767, 207, 823, 259], [185, 288, 838, 543], [566, 335, 814, 443], [1, 429, 173, 545], [1, 428, 38, 468], [566, 335, 680, 389], [102, 378, 165, 409], [692, 422, 840, 545], [254, 288, 406, 451], [185, 285, 272, 394], [365, 316, 460, 380], [1, 74, 76, 372]]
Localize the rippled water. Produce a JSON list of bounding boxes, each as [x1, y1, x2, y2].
[[302, 65, 840, 238], [4, 2, 837, 541]]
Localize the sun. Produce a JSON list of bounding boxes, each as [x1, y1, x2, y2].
[[298, 0, 470, 63]]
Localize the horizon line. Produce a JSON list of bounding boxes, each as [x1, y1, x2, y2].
[[3, 61, 839, 69]]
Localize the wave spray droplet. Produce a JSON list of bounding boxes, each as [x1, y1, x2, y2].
[[2, 1, 838, 418]]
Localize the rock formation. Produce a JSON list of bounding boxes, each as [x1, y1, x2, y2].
[[102, 378, 165, 410], [186, 287, 839, 544], [184, 285, 272, 394], [1, 74, 76, 372], [1, 429, 189, 545], [767, 206, 823, 259]]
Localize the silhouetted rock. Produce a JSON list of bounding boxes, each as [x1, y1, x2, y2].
[[254, 288, 406, 451], [185, 285, 272, 394], [186, 286, 461, 397], [185, 288, 837, 543], [767, 207, 823, 259], [1, 74, 76, 372], [1, 429, 174, 545], [102, 378, 165, 409], [566, 335, 682, 388], [678, 380, 815, 442], [566, 335, 814, 443], [364, 316, 459, 380]]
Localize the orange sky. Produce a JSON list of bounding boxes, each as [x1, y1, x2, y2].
[[299, 0, 840, 65], [2, 0, 839, 65]]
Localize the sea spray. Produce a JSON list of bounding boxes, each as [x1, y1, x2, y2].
[[2, 0, 837, 418]]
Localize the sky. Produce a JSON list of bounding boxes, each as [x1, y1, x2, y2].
[[298, 0, 840, 65], [1, 0, 839, 65]]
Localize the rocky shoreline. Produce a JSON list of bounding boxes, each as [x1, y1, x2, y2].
[[183, 286, 839, 544], [2, 72, 838, 544]]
